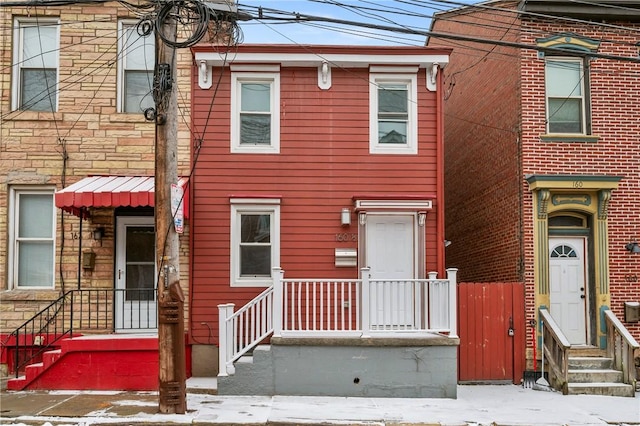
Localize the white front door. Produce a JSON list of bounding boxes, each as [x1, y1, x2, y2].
[[549, 237, 587, 345], [115, 217, 157, 332], [366, 214, 416, 327]]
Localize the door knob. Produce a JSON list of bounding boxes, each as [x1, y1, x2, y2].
[[580, 295, 586, 299]]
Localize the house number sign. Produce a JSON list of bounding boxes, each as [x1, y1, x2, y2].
[[335, 233, 357, 242]]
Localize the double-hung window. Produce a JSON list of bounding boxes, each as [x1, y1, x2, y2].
[[370, 73, 418, 154], [12, 19, 59, 112], [231, 71, 280, 153], [230, 199, 280, 287], [9, 187, 56, 289], [118, 21, 155, 113], [545, 58, 589, 134]]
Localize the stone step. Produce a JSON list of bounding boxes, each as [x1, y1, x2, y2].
[[567, 368, 623, 383], [567, 347, 606, 357], [568, 356, 613, 370], [567, 382, 635, 397]]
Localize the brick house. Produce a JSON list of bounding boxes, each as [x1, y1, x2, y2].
[[0, 1, 194, 386], [428, 0, 639, 394]]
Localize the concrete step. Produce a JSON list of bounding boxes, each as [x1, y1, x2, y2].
[[567, 368, 623, 383], [217, 345, 274, 395], [567, 382, 636, 397], [567, 347, 606, 357], [568, 356, 613, 369]]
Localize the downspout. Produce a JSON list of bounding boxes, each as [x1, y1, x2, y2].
[[436, 66, 445, 276]]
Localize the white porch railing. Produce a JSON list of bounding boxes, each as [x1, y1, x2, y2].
[[219, 267, 458, 376]]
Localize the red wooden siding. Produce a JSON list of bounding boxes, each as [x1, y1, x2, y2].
[[458, 282, 525, 384], [190, 64, 443, 344]]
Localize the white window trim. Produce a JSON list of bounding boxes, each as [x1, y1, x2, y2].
[[11, 17, 60, 111], [231, 72, 280, 154], [369, 73, 418, 155], [544, 57, 588, 135], [8, 186, 56, 290], [117, 20, 154, 113], [230, 199, 280, 287]]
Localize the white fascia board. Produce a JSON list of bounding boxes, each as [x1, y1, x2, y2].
[[194, 51, 450, 69]]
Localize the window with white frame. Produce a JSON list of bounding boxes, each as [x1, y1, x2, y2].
[[12, 19, 59, 112], [118, 21, 155, 113], [231, 72, 280, 153], [230, 199, 280, 287], [9, 188, 56, 289], [370, 73, 418, 154], [545, 58, 589, 134]]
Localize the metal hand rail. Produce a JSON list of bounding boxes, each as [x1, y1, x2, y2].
[[5, 291, 73, 377], [604, 309, 639, 388], [1, 288, 157, 377]]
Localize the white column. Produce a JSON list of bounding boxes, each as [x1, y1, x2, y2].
[[217, 303, 235, 376], [272, 267, 284, 337], [446, 268, 459, 338], [360, 267, 371, 337]]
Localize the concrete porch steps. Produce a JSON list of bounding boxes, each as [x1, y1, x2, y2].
[[7, 335, 159, 391], [567, 382, 635, 397], [564, 348, 635, 397]]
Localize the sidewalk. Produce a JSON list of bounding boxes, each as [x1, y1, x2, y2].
[[1, 378, 639, 426]]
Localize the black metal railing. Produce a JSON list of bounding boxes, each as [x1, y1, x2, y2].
[[2, 288, 157, 377]]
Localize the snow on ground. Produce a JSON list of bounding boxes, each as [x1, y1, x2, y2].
[[2, 385, 639, 425]]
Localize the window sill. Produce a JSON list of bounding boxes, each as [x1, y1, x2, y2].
[[2, 289, 58, 300], [540, 134, 600, 143], [231, 279, 273, 288], [4, 111, 58, 121]]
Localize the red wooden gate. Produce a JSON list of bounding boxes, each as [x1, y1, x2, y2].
[[458, 282, 525, 384]]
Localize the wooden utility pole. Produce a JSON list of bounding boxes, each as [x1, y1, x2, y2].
[[155, 5, 186, 414]]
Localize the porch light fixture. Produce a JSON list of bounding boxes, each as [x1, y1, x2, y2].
[[625, 241, 640, 253], [341, 208, 351, 226], [93, 227, 105, 242]]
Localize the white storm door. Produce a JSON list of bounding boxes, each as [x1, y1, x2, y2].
[[115, 217, 157, 332], [366, 214, 416, 328], [549, 237, 587, 345]]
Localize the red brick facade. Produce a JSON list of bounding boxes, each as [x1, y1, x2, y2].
[[429, 1, 640, 357]]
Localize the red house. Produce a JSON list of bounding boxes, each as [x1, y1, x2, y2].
[[189, 44, 458, 397]]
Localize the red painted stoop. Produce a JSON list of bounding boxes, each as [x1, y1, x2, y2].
[[7, 335, 159, 391]]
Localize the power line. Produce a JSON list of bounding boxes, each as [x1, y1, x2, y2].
[[237, 5, 640, 63]]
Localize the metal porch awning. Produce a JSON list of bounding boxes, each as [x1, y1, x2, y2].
[[55, 176, 189, 217]]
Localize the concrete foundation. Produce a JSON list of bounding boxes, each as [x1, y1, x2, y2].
[[218, 334, 459, 398]]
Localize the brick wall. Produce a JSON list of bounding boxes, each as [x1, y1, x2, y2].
[[430, 5, 639, 342], [429, 1, 524, 282], [0, 3, 192, 331], [520, 19, 640, 338]]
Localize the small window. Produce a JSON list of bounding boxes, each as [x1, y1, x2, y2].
[[9, 187, 56, 288], [231, 73, 280, 153], [12, 19, 59, 111], [550, 245, 578, 258], [545, 58, 589, 134], [549, 215, 586, 228], [118, 21, 155, 113], [370, 74, 417, 154], [230, 199, 280, 286]]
